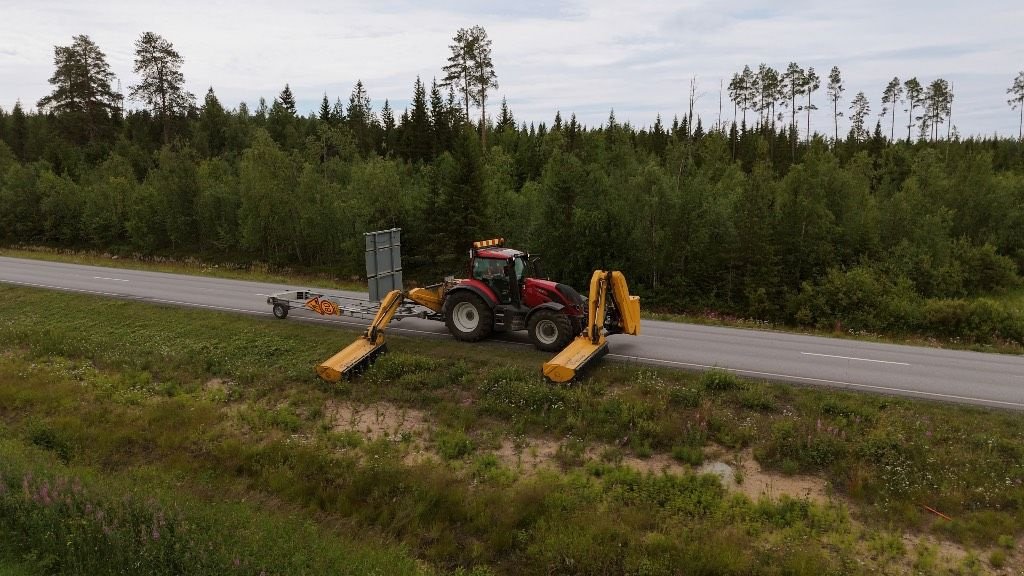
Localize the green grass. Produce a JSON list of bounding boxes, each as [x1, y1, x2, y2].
[[0, 284, 1022, 574]]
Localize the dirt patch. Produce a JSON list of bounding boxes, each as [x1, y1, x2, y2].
[[731, 449, 830, 504], [495, 438, 561, 473], [619, 453, 687, 475], [326, 400, 428, 442], [492, 440, 830, 503], [204, 378, 228, 392]]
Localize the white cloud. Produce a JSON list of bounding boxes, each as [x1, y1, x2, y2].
[[0, 0, 1020, 136]]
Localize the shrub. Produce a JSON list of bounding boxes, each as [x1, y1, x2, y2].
[[699, 369, 741, 392]]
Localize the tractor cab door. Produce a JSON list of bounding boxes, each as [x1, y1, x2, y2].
[[473, 257, 513, 304]]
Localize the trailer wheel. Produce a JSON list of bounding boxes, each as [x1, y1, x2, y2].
[[444, 292, 493, 342], [528, 310, 574, 352], [272, 303, 289, 319]]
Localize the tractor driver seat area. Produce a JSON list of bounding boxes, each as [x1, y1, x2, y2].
[[473, 257, 512, 304]]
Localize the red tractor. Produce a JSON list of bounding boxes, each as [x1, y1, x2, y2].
[[441, 238, 587, 352]]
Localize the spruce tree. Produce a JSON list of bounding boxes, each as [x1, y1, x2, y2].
[[278, 84, 297, 115], [408, 77, 431, 162], [198, 87, 227, 156], [332, 97, 345, 123], [318, 94, 332, 124], [428, 78, 453, 156], [380, 99, 395, 155], [9, 101, 27, 160]]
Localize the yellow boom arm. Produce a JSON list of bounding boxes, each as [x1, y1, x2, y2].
[[317, 289, 405, 381], [543, 270, 640, 382]]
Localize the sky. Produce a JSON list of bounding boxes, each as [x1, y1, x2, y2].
[[1, 0, 1022, 138]]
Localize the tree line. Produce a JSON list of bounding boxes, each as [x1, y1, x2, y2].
[[3, 30, 1024, 344]]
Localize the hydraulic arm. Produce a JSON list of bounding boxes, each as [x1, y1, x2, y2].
[[317, 289, 405, 381], [543, 270, 640, 382]]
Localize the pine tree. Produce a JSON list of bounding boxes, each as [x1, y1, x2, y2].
[[803, 67, 820, 141], [37, 35, 118, 142], [848, 91, 870, 142], [129, 32, 194, 143], [781, 62, 805, 131], [826, 66, 844, 142], [880, 77, 903, 141], [468, 26, 498, 146], [922, 79, 952, 141], [903, 78, 923, 142], [441, 26, 497, 146], [757, 65, 781, 132], [1009, 71, 1024, 139], [278, 84, 296, 115]]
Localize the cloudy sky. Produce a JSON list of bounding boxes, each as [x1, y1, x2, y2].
[[1, 0, 1021, 137]]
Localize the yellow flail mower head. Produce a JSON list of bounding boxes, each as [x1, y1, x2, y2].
[[542, 270, 640, 382], [316, 290, 405, 382]]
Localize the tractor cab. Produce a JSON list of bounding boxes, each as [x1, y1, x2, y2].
[[470, 240, 528, 305]]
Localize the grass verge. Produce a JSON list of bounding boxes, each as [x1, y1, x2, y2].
[[0, 285, 1021, 574]]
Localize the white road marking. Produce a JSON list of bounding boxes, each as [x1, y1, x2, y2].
[[606, 354, 1023, 409], [1, 279, 123, 298], [93, 276, 129, 282], [800, 352, 910, 366]]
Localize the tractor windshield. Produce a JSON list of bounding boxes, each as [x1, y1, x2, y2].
[[513, 256, 527, 282]]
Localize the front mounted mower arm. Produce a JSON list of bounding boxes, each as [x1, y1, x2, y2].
[[543, 270, 640, 382]]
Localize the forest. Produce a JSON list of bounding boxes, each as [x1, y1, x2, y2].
[[3, 31, 1024, 345]]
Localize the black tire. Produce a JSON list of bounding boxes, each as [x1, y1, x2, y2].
[[272, 303, 289, 319], [527, 309, 575, 352], [444, 291, 493, 342]]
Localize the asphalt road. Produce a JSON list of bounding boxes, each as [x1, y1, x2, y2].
[[2, 255, 1023, 411]]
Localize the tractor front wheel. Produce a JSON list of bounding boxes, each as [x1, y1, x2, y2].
[[444, 292, 493, 342], [528, 310, 574, 352]]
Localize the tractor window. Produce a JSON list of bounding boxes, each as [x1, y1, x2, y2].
[[513, 257, 527, 282], [473, 258, 504, 280]]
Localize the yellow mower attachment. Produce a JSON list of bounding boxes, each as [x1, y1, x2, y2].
[[543, 270, 640, 383], [317, 289, 405, 381]]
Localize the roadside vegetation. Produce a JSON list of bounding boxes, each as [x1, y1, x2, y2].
[[1, 285, 1021, 574]]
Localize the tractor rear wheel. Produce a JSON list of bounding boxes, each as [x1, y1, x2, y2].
[[444, 292, 493, 342], [528, 310, 574, 352]]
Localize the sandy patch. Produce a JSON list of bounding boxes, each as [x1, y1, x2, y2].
[[326, 400, 428, 442], [492, 440, 830, 503], [495, 438, 561, 473], [204, 378, 228, 392], [732, 449, 830, 504]]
